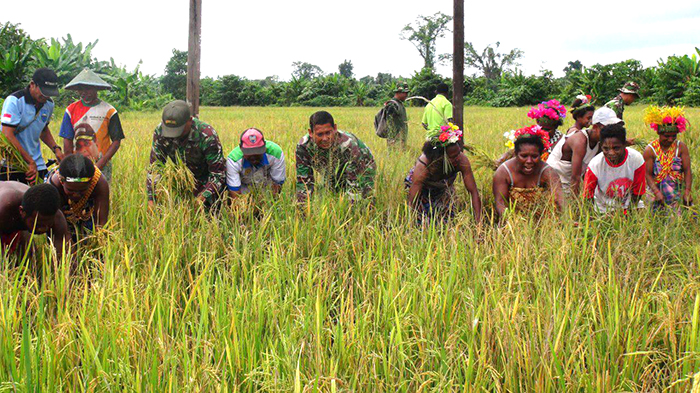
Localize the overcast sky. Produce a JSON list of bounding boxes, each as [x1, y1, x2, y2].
[[5, 0, 700, 81]]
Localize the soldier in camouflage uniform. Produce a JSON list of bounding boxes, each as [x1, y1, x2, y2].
[[605, 81, 640, 120], [296, 111, 376, 203], [146, 100, 226, 208], [384, 82, 409, 148]]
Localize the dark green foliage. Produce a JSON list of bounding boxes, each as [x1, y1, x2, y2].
[[161, 49, 187, 100], [409, 67, 448, 105], [338, 60, 354, 79]]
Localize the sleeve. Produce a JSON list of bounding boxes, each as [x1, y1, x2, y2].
[[225, 158, 242, 191], [582, 168, 598, 199], [295, 143, 314, 199], [270, 152, 286, 185], [107, 112, 125, 141], [197, 128, 226, 204], [58, 110, 75, 139], [444, 101, 453, 121], [1, 96, 21, 127], [344, 142, 376, 198], [632, 164, 646, 196], [146, 130, 167, 202]]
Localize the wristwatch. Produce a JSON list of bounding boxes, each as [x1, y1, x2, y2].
[[52, 145, 62, 152]]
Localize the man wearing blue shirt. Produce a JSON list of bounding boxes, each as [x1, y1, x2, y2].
[[1, 68, 65, 183]]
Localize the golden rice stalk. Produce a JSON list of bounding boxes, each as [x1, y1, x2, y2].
[[0, 133, 28, 173], [150, 157, 196, 203]]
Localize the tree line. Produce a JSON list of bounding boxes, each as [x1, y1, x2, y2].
[[2, 19, 700, 111]]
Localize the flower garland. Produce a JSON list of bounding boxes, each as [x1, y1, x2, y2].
[[427, 122, 463, 146], [527, 99, 567, 122], [643, 105, 688, 133], [504, 124, 552, 159], [570, 94, 593, 112]]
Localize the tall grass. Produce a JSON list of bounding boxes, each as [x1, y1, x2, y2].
[[1, 106, 699, 391]]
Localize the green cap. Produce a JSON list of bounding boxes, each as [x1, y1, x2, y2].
[[395, 82, 409, 93], [619, 81, 640, 96], [161, 100, 191, 138], [65, 69, 112, 91]]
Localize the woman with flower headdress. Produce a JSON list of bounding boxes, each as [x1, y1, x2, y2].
[[567, 94, 595, 135], [642, 106, 692, 208], [493, 125, 565, 219], [527, 100, 568, 157], [406, 123, 482, 225]]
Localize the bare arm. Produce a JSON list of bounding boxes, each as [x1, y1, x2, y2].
[[542, 166, 566, 213], [568, 137, 586, 196], [459, 155, 482, 223], [642, 146, 663, 204], [406, 162, 427, 211], [63, 138, 74, 155], [680, 141, 693, 205], [492, 166, 510, 220], [96, 139, 121, 170], [93, 178, 110, 227]]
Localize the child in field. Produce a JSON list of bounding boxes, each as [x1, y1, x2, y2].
[[494, 125, 564, 219], [583, 123, 646, 213], [642, 106, 692, 209]]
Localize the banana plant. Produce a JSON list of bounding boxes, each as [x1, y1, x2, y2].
[[32, 34, 97, 84]]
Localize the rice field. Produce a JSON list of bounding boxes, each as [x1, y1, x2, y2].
[[2, 105, 700, 392]]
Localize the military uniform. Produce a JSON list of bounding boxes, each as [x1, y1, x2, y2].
[[295, 130, 376, 201], [146, 117, 226, 205], [385, 99, 408, 147], [605, 82, 640, 121]]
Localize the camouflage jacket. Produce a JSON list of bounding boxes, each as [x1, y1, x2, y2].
[[146, 118, 226, 204], [605, 95, 625, 120], [295, 130, 376, 201], [385, 99, 408, 141]]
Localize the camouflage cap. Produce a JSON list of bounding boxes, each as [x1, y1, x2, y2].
[[395, 82, 409, 93], [619, 81, 640, 96]]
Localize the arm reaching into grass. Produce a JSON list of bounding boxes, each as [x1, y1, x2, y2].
[[196, 127, 226, 205], [542, 166, 565, 213], [2, 124, 37, 181], [492, 165, 510, 220], [407, 161, 427, 211], [93, 176, 110, 227], [680, 141, 693, 205], [146, 130, 167, 205], [40, 125, 64, 162], [568, 134, 588, 196], [643, 145, 663, 204], [49, 210, 71, 258], [459, 155, 482, 223], [295, 143, 314, 203]]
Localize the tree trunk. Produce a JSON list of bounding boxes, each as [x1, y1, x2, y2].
[[452, 0, 465, 129], [187, 0, 202, 117]]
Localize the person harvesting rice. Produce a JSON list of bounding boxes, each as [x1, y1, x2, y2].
[[146, 100, 226, 210], [1, 68, 64, 183], [405, 123, 482, 225], [494, 125, 564, 219], [45, 154, 109, 239], [642, 106, 692, 209]]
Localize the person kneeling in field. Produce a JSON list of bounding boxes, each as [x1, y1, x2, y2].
[[0, 182, 70, 256], [643, 106, 692, 209], [146, 100, 226, 209], [546, 107, 622, 196], [45, 154, 109, 237], [226, 128, 285, 201], [582, 123, 646, 213], [405, 125, 482, 225], [296, 111, 376, 203], [493, 125, 565, 220]]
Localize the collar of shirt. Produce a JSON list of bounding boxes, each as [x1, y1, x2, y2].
[[23, 87, 45, 110]]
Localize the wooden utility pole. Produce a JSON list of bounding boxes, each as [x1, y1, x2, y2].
[[187, 0, 202, 117], [452, 0, 464, 129]]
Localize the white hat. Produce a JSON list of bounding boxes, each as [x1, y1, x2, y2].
[[592, 107, 623, 126]]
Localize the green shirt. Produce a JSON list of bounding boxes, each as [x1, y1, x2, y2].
[[421, 94, 453, 132]]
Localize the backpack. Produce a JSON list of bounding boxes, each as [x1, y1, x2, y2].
[[374, 99, 398, 138]]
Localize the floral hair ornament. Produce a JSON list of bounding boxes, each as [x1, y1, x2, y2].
[[644, 105, 688, 133], [571, 94, 593, 112], [503, 124, 551, 151], [427, 122, 463, 147], [527, 99, 567, 122]]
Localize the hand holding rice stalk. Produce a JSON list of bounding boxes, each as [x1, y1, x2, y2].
[[150, 156, 196, 204], [0, 132, 29, 173]]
